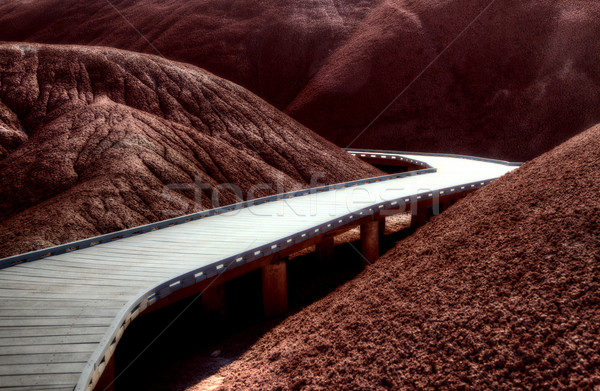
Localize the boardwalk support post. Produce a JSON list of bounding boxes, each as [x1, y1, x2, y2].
[[262, 256, 288, 317], [411, 195, 444, 229], [360, 217, 379, 266], [316, 237, 335, 262], [378, 216, 386, 242], [410, 203, 430, 228], [201, 284, 226, 319]]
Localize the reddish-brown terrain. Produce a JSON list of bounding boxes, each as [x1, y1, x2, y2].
[[0, 0, 377, 110], [203, 124, 600, 389], [0, 2, 598, 389], [288, 0, 600, 160], [0, 43, 381, 258], [1, 1, 600, 160]]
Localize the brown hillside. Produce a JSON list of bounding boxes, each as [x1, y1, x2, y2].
[[211, 123, 600, 389], [287, 0, 600, 161], [1, 1, 599, 161], [0, 43, 381, 258], [0, 0, 378, 110]]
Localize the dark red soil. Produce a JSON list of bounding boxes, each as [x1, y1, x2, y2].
[[0, 0, 377, 110], [288, 0, 600, 161], [208, 124, 600, 389], [0, 43, 381, 258], [1, 1, 600, 161]]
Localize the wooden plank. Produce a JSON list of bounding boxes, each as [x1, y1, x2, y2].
[[0, 307, 118, 318], [0, 276, 162, 293], [81, 246, 226, 260], [105, 224, 296, 240], [46, 255, 197, 271], [0, 352, 91, 365], [130, 228, 285, 239], [0, 276, 150, 290], [79, 242, 218, 254], [0, 299, 122, 310], [19, 262, 187, 278], [126, 227, 295, 241], [0, 317, 114, 328], [0, 294, 126, 305], [0, 362, 86, 376], [0, 268, 166, 283], [0, 343, 97, 356], [0, 289, 130, 299], [178, 215, 320, 225], [0, 326, 107, 338], [0, 385, 74, 391], [0, 281, 135, 295], [0, 271, 154, 286], [0, 291, 133, 301], [95, 233, 245, 245], [0, 373, 79, 388], [91, 242, 226, 254], [0, 272, 157, 287], [94, 237, 241, 249], [52, 250, 217, 266], [0, 334, 103, 347], [93, 239, 238, 253]]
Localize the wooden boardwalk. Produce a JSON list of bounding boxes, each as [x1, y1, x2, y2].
[[0, 151, 519, 391]]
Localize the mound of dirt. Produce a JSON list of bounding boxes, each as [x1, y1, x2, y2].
[[287, 0, 600, 161], [0, 43, 381, 258], [211, 123, 600, 389], [2, 1, 599, 161], [0, 0, 378, 110]]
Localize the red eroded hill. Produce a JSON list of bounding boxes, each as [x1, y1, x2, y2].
[[287, 0, 600, 161], [0, 0, 378, 110], [0, 43, 381, 258], [1, 1, 599, 161], [208, 123, 600, 389]]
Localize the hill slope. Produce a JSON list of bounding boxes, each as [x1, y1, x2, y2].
[[1, 1, 600, 161], [287, 0, 600, 161], [212, 123, 600, 389], [0, 0, 378, 110], [0, 43, 381, 258]]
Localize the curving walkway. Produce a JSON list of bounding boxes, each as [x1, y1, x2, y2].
[[0, 151, 519, 391]]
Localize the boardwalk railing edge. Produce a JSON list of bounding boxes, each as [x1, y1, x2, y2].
[[0, 154, 434, 270], [75, 175, 502, 391], [346, 148, 524, 167]]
